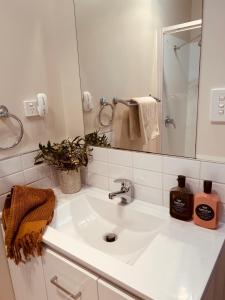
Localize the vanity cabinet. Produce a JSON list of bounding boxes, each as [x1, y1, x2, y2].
[[7, 246, 140, 300], [42, 249, 98, 300], [98, 279, 138, 300], [8, 256, 47, 300]]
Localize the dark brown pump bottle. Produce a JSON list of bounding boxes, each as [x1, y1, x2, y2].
[[170, 175, 194, 221]]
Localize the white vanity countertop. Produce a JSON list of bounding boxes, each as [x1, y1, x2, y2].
[[43, 187, 225, 300]]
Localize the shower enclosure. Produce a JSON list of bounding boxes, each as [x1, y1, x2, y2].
[[161, 20, 202, 158]]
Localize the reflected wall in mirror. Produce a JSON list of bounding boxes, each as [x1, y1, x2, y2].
[[75, 0, 203, 158]]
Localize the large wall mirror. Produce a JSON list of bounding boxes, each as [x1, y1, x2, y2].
[[75, 0, 203, 158]]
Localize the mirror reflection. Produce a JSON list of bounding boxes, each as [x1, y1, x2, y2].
[[75, 0, 203, 158]]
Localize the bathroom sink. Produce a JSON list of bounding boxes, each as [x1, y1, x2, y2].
[[51, 191, 164, 264]]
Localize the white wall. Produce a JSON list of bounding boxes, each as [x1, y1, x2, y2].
[[0, 0, 84, 297], [0, 0, 84, 160], [191, 0, 203, 20], [197, 0, 225, 162]]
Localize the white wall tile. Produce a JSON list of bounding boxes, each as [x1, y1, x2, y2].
[[163, 190, 170, 208], [0, 194, 7, 211], [23, 165, 51, 184], [92, 147, 108, 162], [87, 173, 109, 190], [50, 167, 59, 188], [200, 161, 225, 184], [1, 148, 225, 223], [133, 152, 162, 172], [88, 161, 108, 177], [108, 149, 132, 167], [211, 182, 225, 204], [0, 156, 22, 178], [21, 151, 38, 170], [108, 164, 133, 180], [163, 174, 200, 194], [109, 178, 121, 191], [133, 168, 162, 189], [28, 177, 52, 189], [219, 203, 225, 223], [134, 184, 163, 206], [0, 172, 25, 195], [163, 156, 200, 179]]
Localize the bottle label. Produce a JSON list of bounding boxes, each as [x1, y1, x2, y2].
[[195, 204, 214, 221], [172, 198, 186, 213]]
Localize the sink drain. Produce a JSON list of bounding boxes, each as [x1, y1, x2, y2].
[[103, 233, 118, 243]]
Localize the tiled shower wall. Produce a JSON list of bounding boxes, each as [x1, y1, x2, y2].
[[0, 147, 225, 223], [0, 150, 57, 211], [85, 147, 225, 223]]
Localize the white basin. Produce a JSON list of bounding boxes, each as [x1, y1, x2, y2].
[[51, 191, 165, 265]]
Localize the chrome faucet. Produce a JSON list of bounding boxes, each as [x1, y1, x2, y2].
[[109, 179, 134, 205]]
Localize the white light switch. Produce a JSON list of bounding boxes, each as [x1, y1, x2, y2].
[[210, 88, 225, 123]]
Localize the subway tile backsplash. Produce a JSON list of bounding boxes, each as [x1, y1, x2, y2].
[[88, 147, 225, 222], [0, 150, 57, 211], [1, 147, 225, 223]]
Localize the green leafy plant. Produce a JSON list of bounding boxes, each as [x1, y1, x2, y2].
[[34, 137, 92, 171], [85, 130, 111, 148]]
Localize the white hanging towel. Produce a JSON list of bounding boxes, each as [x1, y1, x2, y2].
[[132, 97, 160, 144], [83, 91, 94, 112]]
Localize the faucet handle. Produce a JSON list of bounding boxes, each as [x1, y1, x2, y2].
[[114, 178, 133, 192], [110, 178, 134, 204]]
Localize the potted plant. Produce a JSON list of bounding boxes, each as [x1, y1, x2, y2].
[[34, 137, 92, 194]]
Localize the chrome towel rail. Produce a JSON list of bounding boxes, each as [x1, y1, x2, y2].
[[113, 95, 161, 107], [0, 105, 24, 150]]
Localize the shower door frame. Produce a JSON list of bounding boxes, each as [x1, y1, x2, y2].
[[158, 19, 202, 156]]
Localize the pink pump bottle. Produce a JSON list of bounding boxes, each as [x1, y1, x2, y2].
[[194, 180, 220, 230]]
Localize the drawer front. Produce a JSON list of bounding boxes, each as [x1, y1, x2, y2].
[[42, 249, 98, 300], [98, 279, 139, 300]]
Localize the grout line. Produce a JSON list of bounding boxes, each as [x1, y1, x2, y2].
[[199, 160, 202, 180], [0, 149, 38, 162]]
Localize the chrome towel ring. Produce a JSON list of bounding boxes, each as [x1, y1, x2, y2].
[[0, 105, 24, 150], [98, 98, 114, 127]]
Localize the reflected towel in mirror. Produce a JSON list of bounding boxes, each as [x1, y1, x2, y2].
[[112, 103, 160, 153], [132, 97, 160, 144]]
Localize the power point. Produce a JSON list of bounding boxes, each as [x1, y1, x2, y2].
[[24, 100, 39, 117]]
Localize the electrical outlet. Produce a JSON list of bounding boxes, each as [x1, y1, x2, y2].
[[24, 100, 39, 117], [210, 88, 225, 123]]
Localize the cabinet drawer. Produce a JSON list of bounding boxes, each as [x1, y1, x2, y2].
[[42, 249, 98, 300], [98, 279, 140, 300]]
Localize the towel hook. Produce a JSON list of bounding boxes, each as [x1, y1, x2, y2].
[[0, 105, 24, 150]]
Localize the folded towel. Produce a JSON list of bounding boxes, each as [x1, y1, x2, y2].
[[132, 97, 160, 144], [112, 103, 160, 152], [2, 185, 55, 264], [128, 105, 141, 140]]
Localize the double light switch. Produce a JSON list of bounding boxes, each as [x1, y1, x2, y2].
[[210, 88, 225, 123]]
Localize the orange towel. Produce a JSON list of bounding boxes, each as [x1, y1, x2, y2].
[[2, 185, 55, 264]]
